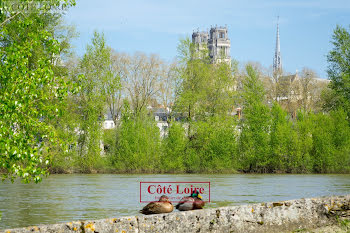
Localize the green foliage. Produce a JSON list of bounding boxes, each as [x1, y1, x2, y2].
[[188, 116, 238, 172], [0, 0, 75, 182], [112, 110, 161, 173], [269, 103, 293, 172], [65, 32, 113, 172], [74, 32, 106, 171], [239, 65, 271, 172], [103, 129, 117, 156], [338, 218, 350, 231], [326, 25, 350, 118], [175, 39, 211, 123], [47, 31, 117, 173], [290, 111, 313, 173], [309, 112, 335, 173], [174, 37, 235, 142], [323, 109, 350, 172], [204, 62, 235, 116], [161, 121, 187, 173]]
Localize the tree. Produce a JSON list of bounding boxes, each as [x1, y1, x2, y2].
[[174, 38, 235, 136], [299, 68, 319, 111], [112, 103, 161, 172], [238, 65, 271, 172], [107, 51, 125, 125], [293, 111, 314, 172], [99, 49, 122, 126], [329, 109, 350, 172], [157, 61, 178, 116], [121, 52, 164, 116], [310, 112, 335, 173], [204, 62, 235, 116], [327, 25, 350, 118], [268, 65, 284, 105], [269, 103, 290, 172], [189, 116, 238, 172], [0, 0, 75, 182], [161, 121, 187, 172], [73, 31, 112, 172], [174, 38, 210, 137]]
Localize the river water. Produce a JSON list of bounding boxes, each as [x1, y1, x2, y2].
[[1, 174, 350, 229]]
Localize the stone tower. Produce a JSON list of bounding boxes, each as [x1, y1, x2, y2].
[[192, 30, 209, 55], [192, 30, 208, 45], [273, 17, 282, 74], [192, 26, 231, 65], [208, 26, 231, 64]]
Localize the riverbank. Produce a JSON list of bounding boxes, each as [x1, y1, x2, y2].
[[2, 194, 349, 233], [47, 167, 350, 175]]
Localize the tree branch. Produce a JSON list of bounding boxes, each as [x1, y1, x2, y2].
[[0, 12, 22, 27]]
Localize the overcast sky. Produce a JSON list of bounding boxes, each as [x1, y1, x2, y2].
[[64, 0, 350, 79]]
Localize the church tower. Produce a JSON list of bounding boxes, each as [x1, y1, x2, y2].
[[273, 17, 282, 74], [208, 26, 231, 65], [192, 26, 231, 65]]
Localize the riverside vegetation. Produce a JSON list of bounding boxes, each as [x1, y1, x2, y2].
[[1, 1, 350, 183]]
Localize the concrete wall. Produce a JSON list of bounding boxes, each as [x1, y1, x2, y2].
[[2, 194, 350, 233]]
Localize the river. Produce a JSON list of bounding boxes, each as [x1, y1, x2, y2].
[[1, 174, 350, 229]]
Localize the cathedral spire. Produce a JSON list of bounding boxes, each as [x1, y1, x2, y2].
[[273, 16, 282, 75]]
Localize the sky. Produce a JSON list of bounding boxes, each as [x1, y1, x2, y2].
[[64, 0, 350, 79]]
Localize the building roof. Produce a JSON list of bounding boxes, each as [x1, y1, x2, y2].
[[280, 74, 298, 83]]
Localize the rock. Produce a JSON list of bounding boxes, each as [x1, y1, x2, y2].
[[2, 195, 350, 233]]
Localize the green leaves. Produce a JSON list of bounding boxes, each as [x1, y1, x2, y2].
[[327, 25, 350, 118], [113, 114, 161, 173], [175, 38, 235, 125], [0, 0, 74, 183], [50, 31, 120, 173], [238, 65, 271, 172]]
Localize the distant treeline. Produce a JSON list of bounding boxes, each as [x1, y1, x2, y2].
[[48, 28, 350, 174], [50, 61, 350, 174]]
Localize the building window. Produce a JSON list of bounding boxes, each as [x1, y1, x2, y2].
[[220, 32, 225, 38]]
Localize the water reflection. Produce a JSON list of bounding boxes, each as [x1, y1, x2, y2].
[[0, 174, 350, 229]]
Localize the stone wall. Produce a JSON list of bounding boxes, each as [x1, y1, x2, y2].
[[2, 195, 350, 233]]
